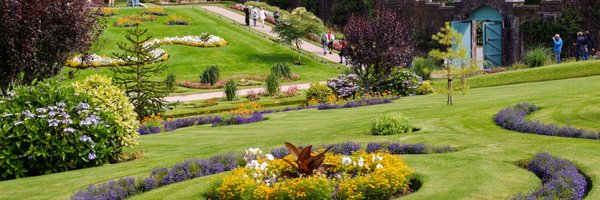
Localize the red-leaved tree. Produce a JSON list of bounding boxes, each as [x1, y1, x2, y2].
[[344, 6, 414, 91], [0, 0, 104, 94]]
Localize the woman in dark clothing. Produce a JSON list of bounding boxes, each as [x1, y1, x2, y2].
[[575, 32, 588, 61], [243, 7, 250, 26], [586, 31, 596, 56], [339, 38, 349, 65]]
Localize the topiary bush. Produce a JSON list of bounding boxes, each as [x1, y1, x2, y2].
[[371, 113, 413, 135], [73, 75, 140, 148], [271, 63, 292, 79], [224, 79, 237, 101], [306, 82, 333, 103], [200, 65, 220, 86], [0, 79, 130, 180], [265, 74, 280, 96], [523, 47, 550, 68]]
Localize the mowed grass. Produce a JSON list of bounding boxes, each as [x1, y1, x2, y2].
[[4, 70, 600, 199], [64, 7, 339, 88], [432, 60, 600, 90]]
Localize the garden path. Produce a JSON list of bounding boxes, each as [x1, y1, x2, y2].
[[164, 82, 318, 102], [200, 6, 341, 63]]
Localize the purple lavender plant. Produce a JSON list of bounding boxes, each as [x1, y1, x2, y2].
[[366, 142, 382, 153]]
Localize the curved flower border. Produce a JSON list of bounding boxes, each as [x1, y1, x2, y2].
[[67, 34, 228, 68], [71, 141, 455, 200], [493, 103, 599, 140]]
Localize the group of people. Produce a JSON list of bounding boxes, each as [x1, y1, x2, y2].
[[320, 29, 351, 65], [552, 31, 596, 63], [242, 6, 280, 28]]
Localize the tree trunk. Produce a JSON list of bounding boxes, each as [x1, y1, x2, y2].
[[295, 39, 302, 65], [461, 62, 465, 93], [447, 65, 453, 105]]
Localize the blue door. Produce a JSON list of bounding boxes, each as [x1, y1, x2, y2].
[[483, 21, 502, 68], [451, 21, 472, 67]]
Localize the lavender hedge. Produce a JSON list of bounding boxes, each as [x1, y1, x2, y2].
[[138, 112, 267, 135], [513, 153, 588, 200], [317, 97, 398, 110], [73, 141, 455, 200], [72, 154, 243, 200], [494, 103, 599, 140]]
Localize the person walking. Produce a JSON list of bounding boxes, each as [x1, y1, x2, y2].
[[243, 6, 250, 26], [108, 0, 115, 7], [320, 33, 329, 56], [326, 28, 335, 54], [552, 34, 563, 64], [575, 32, 588, 61], [273, 10, 280, 26], [258, 9, 266, 28], [251, 7, 259, 27], [585, 31, 596, 58], [339, 38, 349, 64]]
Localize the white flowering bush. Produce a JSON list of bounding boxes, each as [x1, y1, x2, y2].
[[66, 34, 227, 68], [0, 79, 129, 180]]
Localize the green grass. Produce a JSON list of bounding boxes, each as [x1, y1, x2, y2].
[[65, 7, 339, 91], [5, 71, 600, 199], [431, 60, 600, 90]]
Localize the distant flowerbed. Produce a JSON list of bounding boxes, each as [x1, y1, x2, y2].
[[316, 97, 398, 110], [66, 34, 227, 68], [72, 141, 451, 200], [513, 153, 588, 200], [137, 112, 265, 135], [494, 103, 599, 139], [165, 15, 191, 25], [175, 74, 300, 89]]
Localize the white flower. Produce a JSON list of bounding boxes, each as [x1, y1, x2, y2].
[[357, 157, 365, 167], [259, 162, 268, 171], [341, 156, 352, 166], [377, 155, 383, 161], [265, 154, 275, 161], [246, 147, 262, 155], [376, 164, 383, 169], [372, 154, 384, 162], [246, 160, 259, 169]]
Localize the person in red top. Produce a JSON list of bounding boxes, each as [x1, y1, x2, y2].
[[339, 38, 349, 65]]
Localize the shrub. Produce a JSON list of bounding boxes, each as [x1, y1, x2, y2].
[[224, 80, 237, 101], [282, 85, 298, 97], [270, 63, 292, 79], [246, 90, 261, 101], [327, 74, 360, 98], [523, 47, 550, 68], [165, 73, 176, 92], [0, 79, 128, 180], [265, 74, 280, 96], [73, 75, 140, 148], [306, 82, 333, 103], [200, 65, 220, 86], [374, 69, 423, 96], [416, 80, 435, 95], [203, 98, 218, 107], [371, 113, 413, 135], [410, 56, 440, 80]]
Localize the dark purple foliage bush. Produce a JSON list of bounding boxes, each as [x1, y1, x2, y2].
[[513, 153, 587, 200], [494, 103, 599, 140]]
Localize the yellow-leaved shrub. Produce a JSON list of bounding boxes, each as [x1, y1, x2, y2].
[[73, 75, 139, 147]]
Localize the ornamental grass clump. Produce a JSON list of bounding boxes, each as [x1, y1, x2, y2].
[[271, 63, 292, 79], [265, 74, 280, 96], [370, 113, 414, 135], [523, 47, 550, 68], [224, 79, 237, 101], [513, 153, 588, 200], [200, 65, 220, 86]]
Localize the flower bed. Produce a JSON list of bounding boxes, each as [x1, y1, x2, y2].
[[66, 34, 227, 68], [513, 153, 588, 200], [206, 144, 415, 199], [114, 16, 142, 27], [137, 112, 266, 135], [268, 141, 456, 158], [494, 103, 599, 139], [71, 141, 452, 199], [143, 7, 167, 16], [98, 8, 118, 17], [175, 74, 300, 89], [317, 97, 399, 110]]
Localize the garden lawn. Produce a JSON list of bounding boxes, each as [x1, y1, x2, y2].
[[431, 60, 600, 90], [5, 75, 600, 199], [64, 7, 339, 90]]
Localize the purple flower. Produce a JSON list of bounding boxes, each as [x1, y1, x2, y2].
[[88, 153, 97, 160], [13, 121, 23, 126], [77, 103, 91, 110], [57, 102, 66, 107], [48, 119, 59, 127], [366, 142, 382, 153], [63, 128, 76, 133], [80, 135, 92, 142], [21, 110, 35, 118]]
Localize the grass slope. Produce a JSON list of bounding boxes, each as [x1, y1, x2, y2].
[[65, 7, 339, 88], [3, 74, 600, 199]]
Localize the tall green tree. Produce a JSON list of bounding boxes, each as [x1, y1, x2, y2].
[[272, 7, 326, 65], [111, 26, 177, 120], [428, 22, 467, 106]]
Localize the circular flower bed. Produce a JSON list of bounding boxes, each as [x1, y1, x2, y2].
[[66, 34, 227, 68], [206, 144, 415, 200]]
